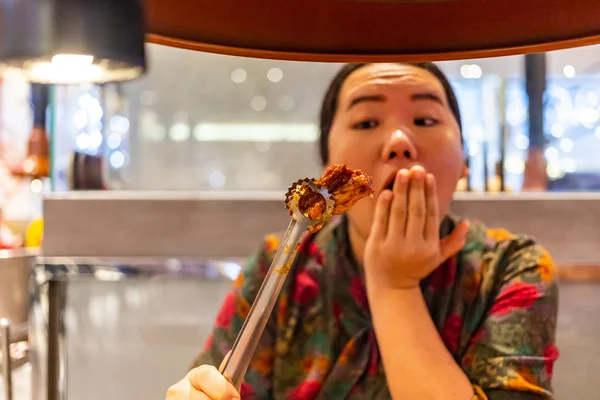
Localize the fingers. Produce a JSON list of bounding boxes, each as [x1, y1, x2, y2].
[[424, 173, 440, 241], [404, 166, 426, 238], [371, 189, 393, 240], [166, 375, 211, 400], [386, 166, 439, 242], [440, 220, 470, 259], [165, 365, 241, 400], [389, 169, 409, 235], [189, 365, 240, 400]]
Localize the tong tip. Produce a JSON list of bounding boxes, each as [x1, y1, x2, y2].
[[285, 178, 334, 227], [284, 178, 314, 208]]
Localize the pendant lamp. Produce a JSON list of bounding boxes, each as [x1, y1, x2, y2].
[[0, 0, 146, 84], [143, 0, 600, 62]]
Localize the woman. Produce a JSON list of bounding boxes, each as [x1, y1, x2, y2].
[[167, 63, 559, 400]]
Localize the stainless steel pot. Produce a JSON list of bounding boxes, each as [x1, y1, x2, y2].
[[0, 250, 36, 325]]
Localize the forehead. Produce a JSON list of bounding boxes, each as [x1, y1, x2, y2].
[[339, 63, 447, 103]]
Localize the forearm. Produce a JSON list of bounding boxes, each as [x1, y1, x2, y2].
[[366, 283, 474, 400]]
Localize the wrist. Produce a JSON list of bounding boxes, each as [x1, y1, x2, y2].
[[365, 282, 426, 321], [365, 273, 420, 297], [364, 269, 420, 292]]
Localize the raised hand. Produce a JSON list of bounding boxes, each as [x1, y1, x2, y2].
[[364, 165, 470, 289]]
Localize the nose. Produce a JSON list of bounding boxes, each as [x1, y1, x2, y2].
[[381, 128, 418, 162]]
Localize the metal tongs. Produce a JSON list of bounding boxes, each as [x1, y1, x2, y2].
[[219, 178, 335, 390]]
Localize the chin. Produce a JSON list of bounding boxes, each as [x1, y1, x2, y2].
[[346, 204, 374, 238]]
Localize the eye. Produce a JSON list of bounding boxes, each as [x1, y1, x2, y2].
[[414, 117, 439, 127], [352, 119, 379, 130]]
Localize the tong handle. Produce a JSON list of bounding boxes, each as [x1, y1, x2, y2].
[[1, 319, 12, 400], [219, 217, 309, 390]]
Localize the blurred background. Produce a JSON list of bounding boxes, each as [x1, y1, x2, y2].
[[5, 44, 600, 217], [2, 43, 600, 400]]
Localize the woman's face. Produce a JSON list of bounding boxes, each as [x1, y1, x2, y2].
[[327, 63, 466, 239]]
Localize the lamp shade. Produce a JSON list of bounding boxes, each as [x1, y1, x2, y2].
[[144, 0, 600, 62], [0, 0, 146, 84]]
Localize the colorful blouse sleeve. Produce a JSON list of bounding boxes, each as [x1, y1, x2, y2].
[[190, 235, 280, 399], [462, 233, 559, 400]]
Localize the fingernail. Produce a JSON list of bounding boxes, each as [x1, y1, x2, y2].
[[413, 169, 424, 179], [398, 169, 409, 182]]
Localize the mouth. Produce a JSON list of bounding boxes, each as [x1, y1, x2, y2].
[[383, 172, 398, 192], [381, 165, 423, 193]]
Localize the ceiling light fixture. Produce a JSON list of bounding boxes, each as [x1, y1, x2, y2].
[[0, 0, 147, 84]]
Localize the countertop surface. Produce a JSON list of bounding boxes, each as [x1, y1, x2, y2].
[[0, 248, 39, 260]]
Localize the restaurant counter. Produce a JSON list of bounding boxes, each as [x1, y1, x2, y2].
[[43, 191, 600, 273]]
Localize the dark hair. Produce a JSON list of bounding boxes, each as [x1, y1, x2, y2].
[[318, 62, 463, 165]]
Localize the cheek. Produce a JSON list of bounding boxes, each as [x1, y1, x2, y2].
[[328, 137, 368, 166], [327, 131, 380, 174], [424, 145, 463, 213]]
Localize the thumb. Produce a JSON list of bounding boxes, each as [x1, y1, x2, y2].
[[219, 351, 232, 372], [440, 220, 470, 260], [188, 365, 240, 400]]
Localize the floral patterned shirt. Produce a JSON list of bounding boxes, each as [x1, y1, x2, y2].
[[193, 215, 559, 400]]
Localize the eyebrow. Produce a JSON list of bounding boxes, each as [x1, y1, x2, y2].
[[347, 94, 386, 110], [347, 91, 445, 111], [411, 92, 445, 106]]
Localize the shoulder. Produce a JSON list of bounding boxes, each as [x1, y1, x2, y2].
[[456, 218, 559, 396], [461, 217, 558, 300]]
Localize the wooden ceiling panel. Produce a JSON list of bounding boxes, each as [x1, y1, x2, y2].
[[143, 0, 600, 61]]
